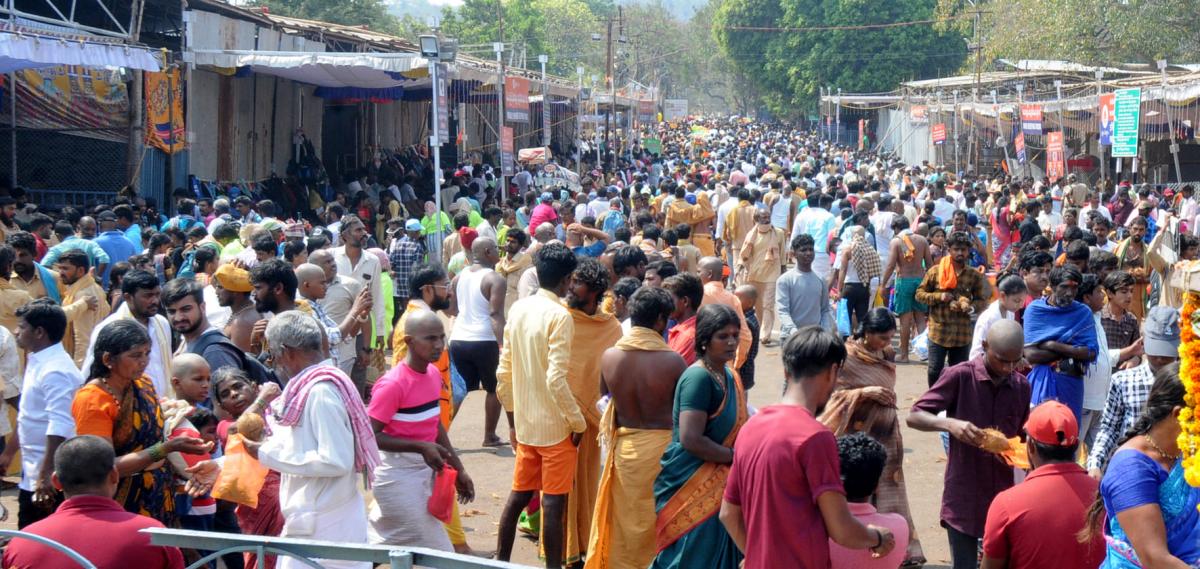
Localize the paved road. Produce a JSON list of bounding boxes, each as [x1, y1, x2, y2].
[[0, 348, 955, 568], [445, 343, 954, 568]]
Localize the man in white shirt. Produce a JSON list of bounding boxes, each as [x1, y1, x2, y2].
[[333, 215, 385, 391], [243, 311, 380, 569], [476, 207, 501, 242], [791, 193, 838, 281], [1036, 196, 1062, 237], [310, 249, 365, 377], [81, 270, 173, 398], [0, 300, 81, 528]]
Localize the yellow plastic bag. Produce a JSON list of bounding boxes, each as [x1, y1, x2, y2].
[[211, 434, 269, 507]]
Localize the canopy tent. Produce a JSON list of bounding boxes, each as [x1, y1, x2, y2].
[[187, 50, 428, 89], [0, 29, 161, 73]]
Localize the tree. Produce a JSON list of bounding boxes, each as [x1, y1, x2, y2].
[[440, 0, 601, 77], [714, 0, 967, 118], [254, 0, 403, 34], [936, 0, 1200, 65]]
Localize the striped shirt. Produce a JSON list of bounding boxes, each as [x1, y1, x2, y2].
[[367, 361, 442, 443]]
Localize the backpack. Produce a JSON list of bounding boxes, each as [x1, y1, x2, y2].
[[601, 209, 626, 239], [189, 329, 280, 386]]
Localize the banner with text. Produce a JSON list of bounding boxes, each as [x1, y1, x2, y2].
[[1046, 131, 1066, 181], [1020, 104, 1043, 136], [664, 99, 688, 121], [1112, 88, 1140, 157], [1098, 92, 1115, 146], [505, 76, 530, 123], [932, 123, 946, 145], [638, 100, 655, 124], [909, 105, 927, 123], [501, 126, 515, 176], [435, 63, 449, 145], [1015, 132, 1026, 163]]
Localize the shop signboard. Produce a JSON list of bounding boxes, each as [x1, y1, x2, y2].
[[664, 99, 688, 121], [1020, 104, 1043, 135], [1112, 88, 1141, 157], [501, 126, 515, 176], [1046, 131, 1066, 181], [505, 76, 530, 122], [1098, 92, 1115, 146]]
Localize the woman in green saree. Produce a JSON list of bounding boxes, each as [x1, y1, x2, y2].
[[651, 303, 747, 569]]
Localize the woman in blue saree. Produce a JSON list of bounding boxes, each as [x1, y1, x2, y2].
[[651, 304, 747, 569], [1082, 362, 1200, 568]]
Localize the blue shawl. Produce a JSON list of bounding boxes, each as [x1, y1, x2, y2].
[[34, 262, 60, 304], [1023, 298, 1098, 420]]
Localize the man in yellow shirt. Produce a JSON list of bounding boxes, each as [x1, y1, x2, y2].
[[738, 210, 786, 345], [0, 246, 33, 335], [55, 250, 108, 367], [722, 188, 757, 274], [8, 231, 59, 302], [496, 242, 585, 569]]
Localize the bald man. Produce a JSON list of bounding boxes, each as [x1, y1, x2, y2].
[[907, 319, 1031, 569], [367, 309, 474, 550], [310, 249, 367, 375], [448, 237, 510, 447], [698, 256, 752, 368], [297, 263, 369, 367]]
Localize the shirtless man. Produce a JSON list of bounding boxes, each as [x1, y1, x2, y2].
[[881, 215, 933, 362], [448, 237, 509, 447], [586, 286, 687, 569], [211, 264, 262, 353]]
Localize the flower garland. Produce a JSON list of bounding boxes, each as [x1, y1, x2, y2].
[[1179, 292, 1200, 490]]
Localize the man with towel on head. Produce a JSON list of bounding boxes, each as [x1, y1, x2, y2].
[[585, 287, 686, 569]]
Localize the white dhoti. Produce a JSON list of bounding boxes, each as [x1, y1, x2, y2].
[[367, 451, 454, 551]]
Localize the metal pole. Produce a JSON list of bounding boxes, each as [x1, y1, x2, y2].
[[604, 17, 614, 171], [430, 59, 443, 262], [1097, 70, 1107, 181], [539, 54, 549, 148], [1016, 83, 1029, 178], [494, 42, 505, 204], [992, 89, 1010, 171], [835, 88, 841, 145], [1160, 59, 1183, 183], [952, 90, 960, 173], [576, 65, 583, 166], [9, 72, 15, 188]]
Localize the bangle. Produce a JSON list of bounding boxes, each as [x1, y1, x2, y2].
[[148, 442, 166, 462], [873, 529, 883, 549]]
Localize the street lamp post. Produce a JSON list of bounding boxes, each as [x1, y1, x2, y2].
[[420, 34, 456, 260], [539, 54, 549, 148], [576, 65, 584, 165]]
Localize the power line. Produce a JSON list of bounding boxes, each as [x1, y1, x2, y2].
[[722, 13, 980, 33]]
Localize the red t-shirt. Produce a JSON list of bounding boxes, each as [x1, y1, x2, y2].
[[368, 361, 442, 442], [724, 405, 845, 569], [3, 495, 184, 569], [982, 462, 1105, 569], [667, 315, 698, 365], [170, 423, 215, 514]]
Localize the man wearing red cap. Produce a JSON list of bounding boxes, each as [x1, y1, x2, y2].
[[981, 401, 1105, 569]]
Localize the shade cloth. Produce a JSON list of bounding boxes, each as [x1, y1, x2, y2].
[[188, 50, 426, 88], [0, 30, 161, 73]]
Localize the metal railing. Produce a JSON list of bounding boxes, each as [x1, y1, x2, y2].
[[0, 529, 97, 568], [143, 528, 530, 569]]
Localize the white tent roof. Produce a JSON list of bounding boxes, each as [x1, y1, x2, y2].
[[187, 50, 427, 88], [0, 30, 161, 73]]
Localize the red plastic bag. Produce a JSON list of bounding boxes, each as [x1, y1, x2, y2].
[[428, 466, 458, 523], [211, 434, 270, 508]]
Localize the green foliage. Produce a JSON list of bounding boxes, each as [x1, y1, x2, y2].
[[715, 0, 967, 117], [936, 0, 1200, 65], [254, 0, 403, 34]]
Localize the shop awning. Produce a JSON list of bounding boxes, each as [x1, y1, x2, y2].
[[187, 50, 428, 88], [0, 30, 162, 73]]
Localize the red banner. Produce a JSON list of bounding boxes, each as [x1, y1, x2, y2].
[[505, 76, 530, 122], [1020, 104, 1043, 135], [1046, 131, 1066, 181], [910, 105, 927, 122], [931, 123, 946, 144]]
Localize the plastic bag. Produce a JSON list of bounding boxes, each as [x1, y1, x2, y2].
[[428, 466, 458, 523], [835, 299, 851, 337], [211, 434, 269, 508], [913, 330, 929, 361]]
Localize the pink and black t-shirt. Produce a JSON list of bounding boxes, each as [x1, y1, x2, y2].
[[368, 361, 442, 443]]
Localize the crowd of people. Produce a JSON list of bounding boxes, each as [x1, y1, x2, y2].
[[0, 115, 1192, 569]]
